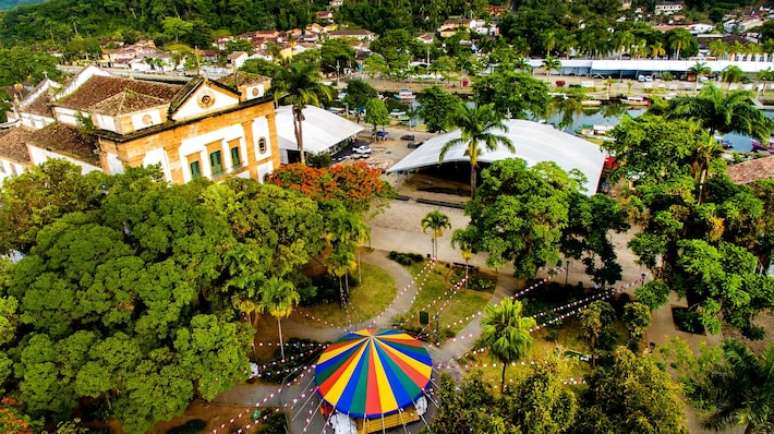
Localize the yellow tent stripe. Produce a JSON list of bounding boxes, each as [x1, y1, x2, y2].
[[316, 337, 366, 364], [377, 340, 432, 378], [321, 340, 369, 404], [370, 338, 399, 412]]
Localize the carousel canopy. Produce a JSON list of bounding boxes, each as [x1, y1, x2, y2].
[[314, 328, 433, 419]]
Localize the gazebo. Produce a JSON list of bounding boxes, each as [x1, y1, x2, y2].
[[314, 328, 433, 434]]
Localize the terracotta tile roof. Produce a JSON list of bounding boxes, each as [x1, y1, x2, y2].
[[89, 90, 168, 116], [727, 155, 774, 184], [55, 76, 181, 111], [0, 128, 32, 164], [27, 123, 99, 165], [22, 92, 55, 117], [218, 72, 270, 88]]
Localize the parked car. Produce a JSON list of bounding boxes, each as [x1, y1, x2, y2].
[[400, 134, 415, 141], [353, 145, 372, 154], [407, 141, 423, 149]]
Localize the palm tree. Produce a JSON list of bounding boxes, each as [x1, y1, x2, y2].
[[709, 40, 728, 60], [757, 68, 774, 94], [682, 341, 774, 434], [634, 39, 649, 59], [721, 65, 744, 89], [542, 55, 561, 76], [481, 299, 536, 393], [667, 84, 771, 141], [325, 206, 369, 303], [668, 29, 693, 60], [439, 104, 513, 196], [514, 57, 532, 75], [451, 229, 474, 284], [421, 210, 451, 258], [256, 278, 300, 361], [614, 31, 635, 59], [544, 31, 557, 56], [650, 41, 666, 59], [689, 62, 712, 90], [272, 61, 334, 165]]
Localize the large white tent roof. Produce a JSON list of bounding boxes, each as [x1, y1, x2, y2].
[[387, 119, 606, 194], [275, 105, 364, 154]]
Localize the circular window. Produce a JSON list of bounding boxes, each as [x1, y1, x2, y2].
[[198, 93, 215, 108], [142, 114, 153, 125], [251, 87, 260, 97]]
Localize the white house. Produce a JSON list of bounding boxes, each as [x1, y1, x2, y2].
[[655, 1, 684, 15]]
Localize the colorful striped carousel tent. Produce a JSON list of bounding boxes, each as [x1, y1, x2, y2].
[[314, 328, 433, 422]]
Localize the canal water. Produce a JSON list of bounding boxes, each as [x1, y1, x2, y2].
[[544, 105, 774, 152]]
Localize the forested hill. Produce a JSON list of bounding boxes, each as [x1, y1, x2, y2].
[[0, 0, 42, 11], [0, 0, 330, 46], [0, 0, 496, 47]]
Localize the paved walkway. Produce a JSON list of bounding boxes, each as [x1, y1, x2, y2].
[[281, 249, 419, 342]]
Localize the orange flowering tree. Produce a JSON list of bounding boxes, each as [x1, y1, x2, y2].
[[267, 162, 390, 213], [0, 398, 34, 434]]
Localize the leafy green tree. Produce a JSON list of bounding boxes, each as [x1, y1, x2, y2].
[[0, 47, 60, 86], [501, 356, 577, 433], [421, 210, 451, 258], [320, 38, 356, 75], [162, 17, 194, 43], [579, 301, 616, 367], [622, 302, 651, 352], [225, 38, 255, 55], [364, 98, 389, 132], [457, 159, 575, 278], [363, 53, 389, 78], [241, 58, 282, 79], [576, 347, 688, 433], [688, 61, 711, 81], [480, 298, 536, 393], [665, 84, 772, 141], [560, 193, 630, 285], [472, 69, 550, 119], [256, 278, 299, 361], [664, 339, 773, 434], [440, 104, 513, 195], [416, 86, 461, 133], [272, 60, 334, 165], [173, 315, 251, 400], [342, 79, 377, 117], [0, 159, 109, 254], [427, 373, 505, 433]]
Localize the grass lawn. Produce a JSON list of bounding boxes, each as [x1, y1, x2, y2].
[[396, 261, 495, 339], [295, 262, 397, 327], [462, 284, 631, 391]]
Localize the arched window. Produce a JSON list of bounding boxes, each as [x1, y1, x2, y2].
[[258, 137, 267, 154]]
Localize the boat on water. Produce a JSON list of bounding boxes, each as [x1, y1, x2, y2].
[[581, 99, 602, 107], [751, 139, 774, 153], [398, 89, 415, 100], [390, 109, 407, 118], [621, 96, 650, 106]]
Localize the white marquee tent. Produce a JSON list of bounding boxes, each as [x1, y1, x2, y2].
[[387, 119, 606, 194], [275, 105, 363, 162]]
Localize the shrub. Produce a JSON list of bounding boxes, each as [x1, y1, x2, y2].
[[672, 307, 705, 334], [387, 251, 424, 265], [258, 412, 288, 434]]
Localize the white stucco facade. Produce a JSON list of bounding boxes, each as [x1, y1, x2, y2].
[[27, 145, 101, 174]]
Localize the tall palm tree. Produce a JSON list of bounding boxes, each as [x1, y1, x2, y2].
[[325, 206, 369, 303], [667, 84, 771, 141], [273, 61, 334, 165], [421, 210, 451, 258], [757, 68, 774, 94], [615, 31, 635, 59], [721, 65, 744, 89], [650, 41, 666, 59], [439, 104, 513, 196], [544, 31, 557, 56], [514, 57, 532, 75], [668, 29, 693, 60], [481, 298, 536, 393], [542, 55, 561, 76], [256, 278, 300, 361], [682, 340, 774, 434]]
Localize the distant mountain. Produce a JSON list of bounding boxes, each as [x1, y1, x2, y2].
[[0, 0, 44, 11]]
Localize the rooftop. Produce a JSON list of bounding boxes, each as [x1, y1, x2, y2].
[[28, 123, 99, 165], [55, 76, 182, 111], [727, 156, 774, 184], [218, 72, 270, 88], [0, 128, 33, 164], [89, 90, 169, 116]]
